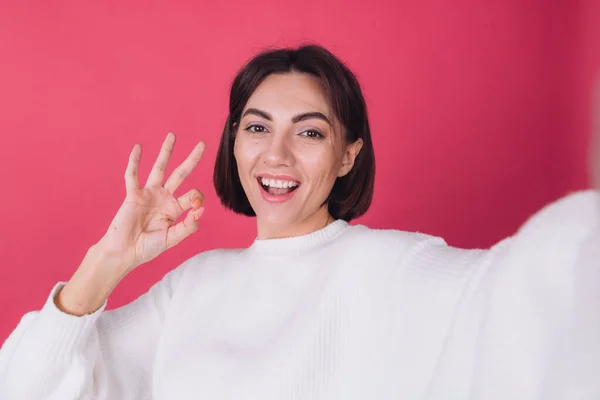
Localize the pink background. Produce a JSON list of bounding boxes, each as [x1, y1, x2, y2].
[[1, 1, 599, 343]]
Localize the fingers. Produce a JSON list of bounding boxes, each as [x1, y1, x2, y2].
[[145, 132, 176, 187], [177, 189, 205, 211], [163, 141, 206, 193], [125, 144, 142, 191], [166, 187, 205, 251], [166, 206, 204, 250]]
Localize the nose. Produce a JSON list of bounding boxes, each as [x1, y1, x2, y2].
[[263, 132, 294, 167]]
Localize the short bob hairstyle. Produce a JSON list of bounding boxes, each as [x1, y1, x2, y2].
[[213, 44, 375, 222]]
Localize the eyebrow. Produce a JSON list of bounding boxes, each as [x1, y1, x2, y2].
[[242, 108, 331, 126]]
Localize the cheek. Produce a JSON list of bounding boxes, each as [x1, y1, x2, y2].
[[298, 147, 341, 185], [233, 140, 243, 173], [234, 137, 259, 174]]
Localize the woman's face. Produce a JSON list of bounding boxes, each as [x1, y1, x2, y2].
[[234, 72, 362, 239]]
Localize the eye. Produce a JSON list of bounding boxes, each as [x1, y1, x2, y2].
[[299, 129, 324, 139], [245, 124, 268, 134]]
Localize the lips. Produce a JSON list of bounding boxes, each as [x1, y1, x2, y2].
[[257, 178, 299, 196], [256, 174, 301, 202]]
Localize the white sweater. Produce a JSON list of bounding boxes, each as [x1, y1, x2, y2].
[[1, 190, 599, 400]]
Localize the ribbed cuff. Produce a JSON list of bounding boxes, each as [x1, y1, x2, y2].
[[33, 282, 107, 360]]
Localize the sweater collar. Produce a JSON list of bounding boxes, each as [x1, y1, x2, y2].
[[247, 220, 350, 255]]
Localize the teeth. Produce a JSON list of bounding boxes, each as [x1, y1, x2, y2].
[[260, 177, 299, 188]]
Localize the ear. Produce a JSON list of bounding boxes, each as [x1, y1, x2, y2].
[[338, 138, 364, 177]]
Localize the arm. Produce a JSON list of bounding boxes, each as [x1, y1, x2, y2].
[[470, 190, 600, 398], [0, 245, 187, 400], [0, 133, 205, 400]]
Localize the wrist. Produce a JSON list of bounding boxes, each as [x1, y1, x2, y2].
[[54, 247, 129, 316], [83, 244, 131, 282], [87, 242, 132, 273]]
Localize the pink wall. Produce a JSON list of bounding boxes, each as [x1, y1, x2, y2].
[[0, 1, 598, 342]]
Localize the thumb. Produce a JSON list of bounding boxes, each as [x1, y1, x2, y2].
[[166, 207, 204, 250]]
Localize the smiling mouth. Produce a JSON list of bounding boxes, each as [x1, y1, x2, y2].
[[257, 177, 300, 196]]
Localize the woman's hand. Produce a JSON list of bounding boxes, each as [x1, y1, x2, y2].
[[55, 132, 205, 316], [95, 132, 206, 273]]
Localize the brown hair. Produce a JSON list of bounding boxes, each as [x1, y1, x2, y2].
[[213, 44, 375, 221]]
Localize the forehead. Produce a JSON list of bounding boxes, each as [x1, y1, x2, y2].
[[244, 72, 331, 116]]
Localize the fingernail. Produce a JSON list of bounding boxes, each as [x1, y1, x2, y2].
[[194, 207, 204, 221], [193, 198, 202, 209]]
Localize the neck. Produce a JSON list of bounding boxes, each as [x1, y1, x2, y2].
[[257, 206, 334, 240]]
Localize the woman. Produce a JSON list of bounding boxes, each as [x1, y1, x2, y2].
[[0, 44, 599, 399]]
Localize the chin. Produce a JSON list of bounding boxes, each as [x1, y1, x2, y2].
[[255, 208, 298, 228]]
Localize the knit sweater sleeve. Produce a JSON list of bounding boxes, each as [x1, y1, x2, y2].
[[0, 260, 187, 400], [468, 189, 600, 398]]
